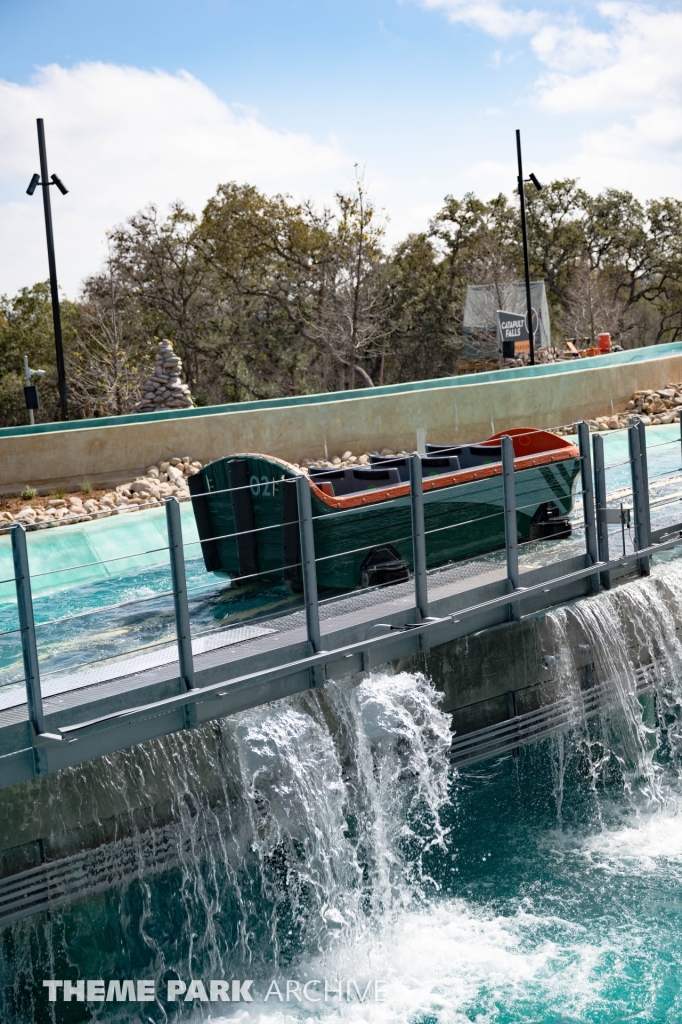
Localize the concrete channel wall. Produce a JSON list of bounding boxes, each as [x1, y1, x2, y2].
[[1, 344, 681, 495]]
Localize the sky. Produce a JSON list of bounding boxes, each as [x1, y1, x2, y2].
[[2, 0, 682, 297]]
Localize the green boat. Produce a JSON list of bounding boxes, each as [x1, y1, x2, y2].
[[188, 428, 581, 592]]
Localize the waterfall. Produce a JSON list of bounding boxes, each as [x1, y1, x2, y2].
[[0, 671, 451, 1022], [541, 558, 682, 807], [7, 557, 682, 1022]]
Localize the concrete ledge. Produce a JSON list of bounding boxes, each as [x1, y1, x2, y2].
[[2, 345, 682, 494]]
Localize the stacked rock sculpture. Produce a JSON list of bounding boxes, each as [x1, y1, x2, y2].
[[134, 339, 194, 413]]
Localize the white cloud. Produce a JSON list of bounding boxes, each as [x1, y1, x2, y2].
[[0, 62, 347, 297], [418, 0, 543, 38], [421, 0, 682, 200], [536, 3, 682, 114], [530, 19, 615, 74], [6, 7, 682, 301]]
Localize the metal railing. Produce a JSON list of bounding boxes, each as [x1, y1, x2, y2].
[[3, 417, 681, 781]]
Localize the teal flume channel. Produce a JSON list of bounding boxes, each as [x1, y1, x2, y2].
[[3, 425, 682, 1021], [0, 341, 679, 440]]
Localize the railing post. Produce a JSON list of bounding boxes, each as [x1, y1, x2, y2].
[[11, 524, 48, 777], [409, 453, 429, 622], [592, 433, 611, 590], [165, 497, 198, 727], [578, 421, 599, 593], [296, 475, 323, 686], [501, 435, 520, 621], [628, 422, 650, 576], [637, 417, 651, 543]]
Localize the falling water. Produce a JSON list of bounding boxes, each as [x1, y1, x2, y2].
[[8, 558, 682, 1021], [0, 670, 451, 1023]]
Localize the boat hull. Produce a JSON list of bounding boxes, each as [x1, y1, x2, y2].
[[190, 446, 581, 591], [310, 458, 579, 588]]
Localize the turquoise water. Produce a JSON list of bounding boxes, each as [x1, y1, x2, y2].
[[0, 502, 303, 696]]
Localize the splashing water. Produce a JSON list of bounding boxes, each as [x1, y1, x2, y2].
[[1, 671, 451, 1022], [9, 557, 682, 1021]]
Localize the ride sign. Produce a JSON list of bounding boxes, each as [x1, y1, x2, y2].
[[497, 309, 537, 357]]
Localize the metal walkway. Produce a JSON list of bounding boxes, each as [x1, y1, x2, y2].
[[1, 420, 681, 790]]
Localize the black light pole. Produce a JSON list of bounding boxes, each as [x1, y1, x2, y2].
[[515, 129, 542, 367], [26, 118, 69, 420]]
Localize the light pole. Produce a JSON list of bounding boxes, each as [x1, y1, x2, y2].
[[515, 129, 542, 366], [26, 118, 69, 421]]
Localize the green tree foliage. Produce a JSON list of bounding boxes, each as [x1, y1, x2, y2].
[[0, 283, 77, 426], [4, 177, 682, 427]]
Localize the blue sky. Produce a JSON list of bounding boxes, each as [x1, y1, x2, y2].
[[1, 1, 682, 295]]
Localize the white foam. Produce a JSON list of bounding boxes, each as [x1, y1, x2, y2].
[[583, 803, 682, 873], [211, 899, 614, 1023]]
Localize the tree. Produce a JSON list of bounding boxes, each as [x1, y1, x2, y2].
[[104, 203, 217, 392], [0, 283, 77, 425], [557, 257, 633, 346], [380, 232, 459, 383], [524, 179, 587, 310], [198, 182, 328, 399], [8, 176, 682, 430], [69, 257, 151, 416], [308, 174, 386, 389]]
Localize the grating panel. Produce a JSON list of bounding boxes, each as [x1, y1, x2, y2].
[[0, 624, 275, 713], [450, 663, 662, 768]]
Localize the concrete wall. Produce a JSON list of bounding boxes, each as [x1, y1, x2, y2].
[[3, 348, 682, 494]]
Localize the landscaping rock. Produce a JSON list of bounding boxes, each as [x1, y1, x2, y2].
[[554, 380, 682, 434]]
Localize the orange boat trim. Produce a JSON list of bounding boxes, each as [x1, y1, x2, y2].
[[235, 430, 580, 512], [308, 445, 579, 509]]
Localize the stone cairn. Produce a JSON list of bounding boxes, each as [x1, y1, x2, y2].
[[134, 339, 194, 413]]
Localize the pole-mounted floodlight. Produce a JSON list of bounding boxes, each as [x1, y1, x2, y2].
[[26, 118, 69, 420], [529, 173, 543, 192], [515, 129, 542, 367], [51, 173, 68, 195]]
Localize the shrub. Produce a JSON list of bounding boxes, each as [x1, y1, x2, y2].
[[81, 480, 92, 494], [20, 486, 37, 500]]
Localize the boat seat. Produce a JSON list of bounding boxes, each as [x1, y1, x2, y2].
[[368, 456, 410, 482], [428, 443, 502, 468], [468, 447, 502, 467], [309, 465, 402, 496], [426, 444, 462, 456], [369, 454, 461, 480], [422, 455, 462, 477]]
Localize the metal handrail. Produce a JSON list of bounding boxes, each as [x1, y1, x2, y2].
[[56, 528, 682, 746]]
